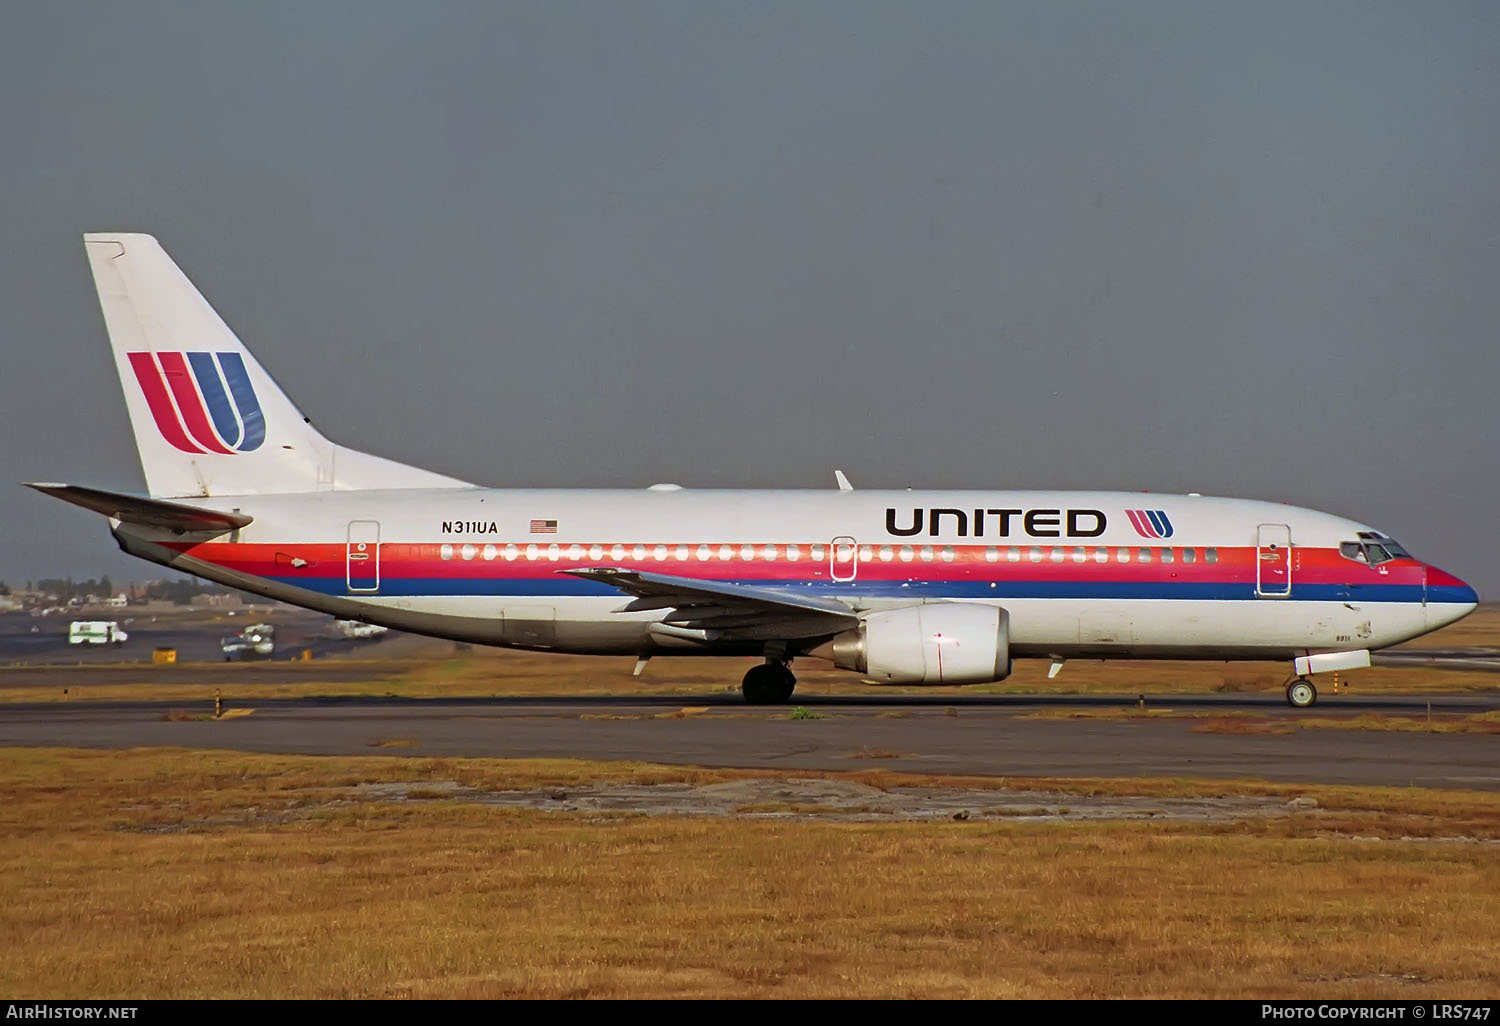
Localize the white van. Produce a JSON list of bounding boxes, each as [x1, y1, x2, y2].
[[69, 621, 129, 645], [335, 619, 389, 640]]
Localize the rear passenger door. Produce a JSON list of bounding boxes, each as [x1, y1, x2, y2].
[[347, 520, 381, 593]]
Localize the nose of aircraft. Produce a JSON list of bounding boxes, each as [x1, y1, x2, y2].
[[1424, 564, 1479, 629]]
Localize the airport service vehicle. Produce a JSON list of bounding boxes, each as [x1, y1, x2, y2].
[[28, 234, 1479, 706], [69, 621, 128, 646], [220, 623, 274, 661], [335, 620, 389, 640]]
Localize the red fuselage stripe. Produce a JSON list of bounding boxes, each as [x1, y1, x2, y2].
[[158, 542, 1426, 589]]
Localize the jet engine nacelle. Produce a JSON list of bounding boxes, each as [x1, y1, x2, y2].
[[825, 603, 1011, 685]]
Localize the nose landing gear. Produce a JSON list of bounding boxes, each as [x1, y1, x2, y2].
[[1285, 677, 1318, 709]]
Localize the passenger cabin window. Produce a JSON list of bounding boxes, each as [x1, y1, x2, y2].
[[1181, 548, 1196, 564], [1159, 548, 1174, 564], [1204, 548, 1218, 564]]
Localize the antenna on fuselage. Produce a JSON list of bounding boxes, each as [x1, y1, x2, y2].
[[834, 470, 854, 492]]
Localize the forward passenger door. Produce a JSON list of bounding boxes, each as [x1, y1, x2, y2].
[[1255, 524, 1292, 598]]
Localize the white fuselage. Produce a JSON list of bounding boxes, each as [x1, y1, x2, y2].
[[112, 487, 1476, 665]]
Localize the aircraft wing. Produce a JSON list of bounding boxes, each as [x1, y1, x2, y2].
[[25, 483, 253, 533], [560, 567, 859, 640]]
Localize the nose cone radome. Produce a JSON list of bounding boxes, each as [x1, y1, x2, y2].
[[1426, 565, 1479, 628]]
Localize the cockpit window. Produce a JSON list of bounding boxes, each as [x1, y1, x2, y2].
[[1344, 534, 1411, 565]]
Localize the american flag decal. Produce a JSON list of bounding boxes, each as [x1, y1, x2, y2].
[[529, 519, 558, 534]]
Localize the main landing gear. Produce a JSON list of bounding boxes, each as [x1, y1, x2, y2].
[[1285, 676, 1318, 709], [742, 661, 796, 705]]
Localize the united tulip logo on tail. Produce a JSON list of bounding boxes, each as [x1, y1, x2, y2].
[[128, 351, 266, 454], [1126, 509, 1174, 539]]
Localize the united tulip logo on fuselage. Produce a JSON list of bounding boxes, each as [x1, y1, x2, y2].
[[128, 351, 266, 454], [1126, 509, 1174, 539]]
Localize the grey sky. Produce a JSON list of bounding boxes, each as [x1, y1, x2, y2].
[[2, 2, 1497, 593]]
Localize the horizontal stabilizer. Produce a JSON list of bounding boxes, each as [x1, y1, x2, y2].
[[25, 483, 252, 532]]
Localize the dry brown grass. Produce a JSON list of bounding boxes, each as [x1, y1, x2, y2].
[[1293, 711, 1500, 734], [2, 747, 1499, 998], [1191, 716, 1299, 735], [1189, 711, 1500, 736], [1021, 707, 1186, 720]]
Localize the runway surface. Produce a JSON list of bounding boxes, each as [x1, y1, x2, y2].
[[3, 692, 1498, 789]]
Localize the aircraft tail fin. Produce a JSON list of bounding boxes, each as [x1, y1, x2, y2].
[[82, 233, 472, 498]]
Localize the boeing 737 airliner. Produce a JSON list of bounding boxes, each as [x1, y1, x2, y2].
[[29, 234, 1478, 706]]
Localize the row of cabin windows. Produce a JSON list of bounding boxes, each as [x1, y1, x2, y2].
[[431, 543, 1221, 565]]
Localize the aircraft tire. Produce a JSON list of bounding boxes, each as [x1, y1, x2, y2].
[[743, 663, 796, 705], [1285, 678, 1318, 709]]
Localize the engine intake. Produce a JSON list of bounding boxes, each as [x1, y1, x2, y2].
[[822, 603, 1011, 685]]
